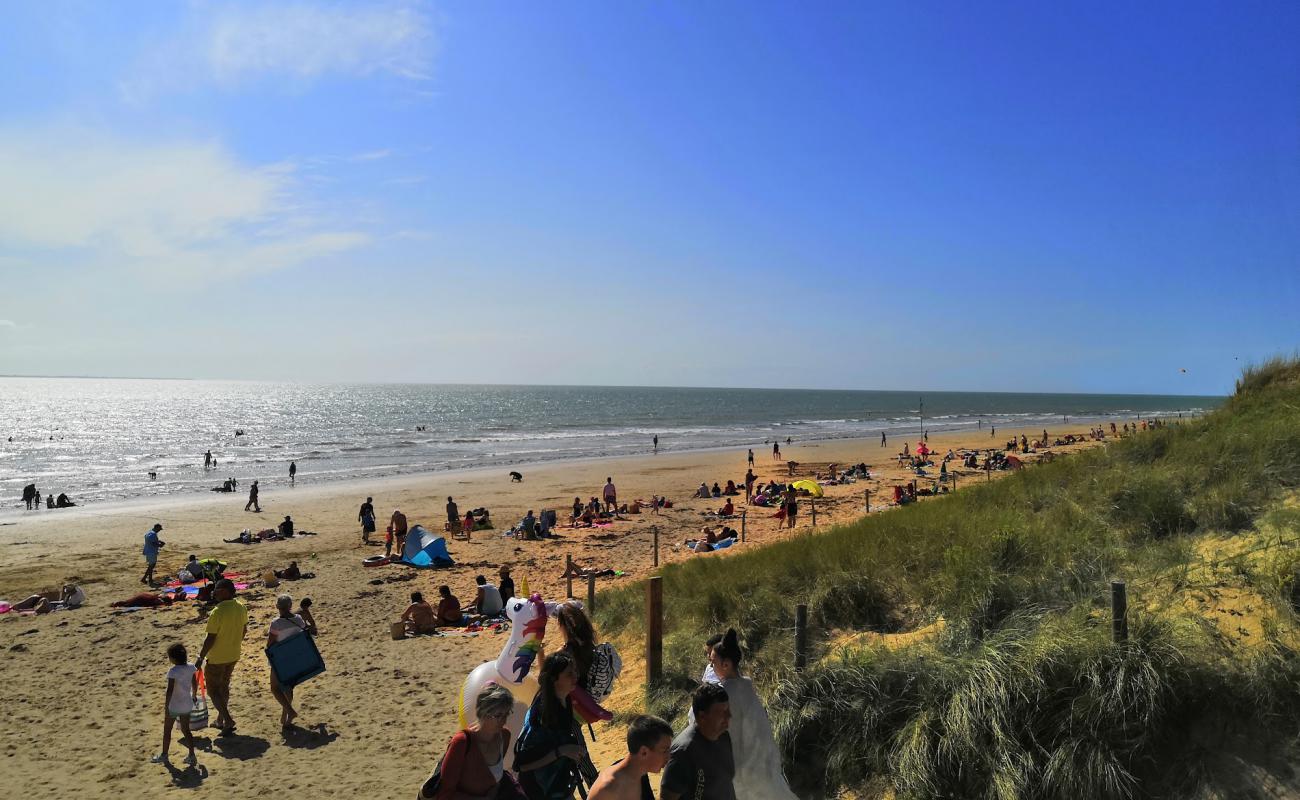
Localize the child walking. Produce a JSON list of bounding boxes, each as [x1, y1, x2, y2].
[[152, 642, 199, 765]]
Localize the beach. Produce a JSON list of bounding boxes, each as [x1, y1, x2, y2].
[[0, 424, 1105, 798]]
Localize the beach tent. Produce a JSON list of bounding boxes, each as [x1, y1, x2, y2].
[[400, 525, 454, 568], [790, 480, 825, 498]]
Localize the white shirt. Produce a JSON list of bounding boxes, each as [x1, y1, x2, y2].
[[167, 664, 198, 714], [63, 586, 86, 608], [479, 583, 503, 616], [268, 614, 307, 644]]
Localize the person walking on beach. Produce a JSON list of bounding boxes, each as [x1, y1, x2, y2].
[[660, 683, 734, 800], [747, 449, 754, 467], [446, 496, 460, 528], [204, 450, 212, 469], [142, 523, 165, 585], [604, 477, 618, 513], [653, 435, 659, 453], [772, 442, 780, 461], [244, 480, 260, 512], [151, 642, 198, 766], [267, 593, 315, 729], [881, 432, 886, 447], [744, 469, 756, 501], [289, 461, 296, 484], [784, 487, 797, 530], [589, 714, 674, 800], [195, 579, 247, 736], [358, 497, 375, 544]]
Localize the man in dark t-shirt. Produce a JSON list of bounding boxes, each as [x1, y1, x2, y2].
[[446, 496, 459, 525], [661, 683, 734, 800]]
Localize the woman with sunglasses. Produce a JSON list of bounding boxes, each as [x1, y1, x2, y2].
[[425, 683, 517, 800]]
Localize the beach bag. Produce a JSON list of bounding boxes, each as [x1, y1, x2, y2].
[[418, 730, 468, 800], [190, 671, 210, 730], [586, 642, 622, 702]]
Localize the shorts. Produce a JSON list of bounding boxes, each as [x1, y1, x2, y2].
[[204, 660, 236, 689], [145, 554, 158, 566], [362, 517, 376, 533]]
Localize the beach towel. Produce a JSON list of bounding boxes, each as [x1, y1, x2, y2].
[[266, 631, 326, 689]]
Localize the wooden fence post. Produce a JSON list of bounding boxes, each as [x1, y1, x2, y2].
[[653, 527, 660, 567], [741, 510, 747, 542], [566, 554, 574, 599], [810, 497, 816, 527], [587, 572, 596, 613], [1111, 581, 1128, 642], [795, 604, 808, 671], [647, 577, 663, 686], [864, 489, 870, 512]]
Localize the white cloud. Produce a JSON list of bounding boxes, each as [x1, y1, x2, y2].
[[0, 127, 368, 282], [122, 2, 435, 100], [0, 319, 16, 328]]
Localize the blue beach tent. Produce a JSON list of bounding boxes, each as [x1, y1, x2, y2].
[[400, 525, 454, 568]]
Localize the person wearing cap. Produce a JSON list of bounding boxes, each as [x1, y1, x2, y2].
[[498, 565, 515, 604], [194, 579, 248, 736], [142, 523, 165, 585]]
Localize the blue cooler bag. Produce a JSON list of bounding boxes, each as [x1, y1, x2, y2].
[[266, 633, 325, 689]]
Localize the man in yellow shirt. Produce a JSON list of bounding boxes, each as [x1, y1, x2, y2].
[[195, 579, 248, 735]]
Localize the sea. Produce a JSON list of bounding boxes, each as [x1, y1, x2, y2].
[[0, 377, 1223, 512]]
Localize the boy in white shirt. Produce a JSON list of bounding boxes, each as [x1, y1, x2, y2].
[[153, 642, 199, 766]]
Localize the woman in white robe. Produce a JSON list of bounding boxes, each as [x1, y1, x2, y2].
[[691, 628, 799, 800]]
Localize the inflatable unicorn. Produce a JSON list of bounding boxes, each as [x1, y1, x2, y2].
[[457, 594, 616, 766], [458, 593, 548, 765]]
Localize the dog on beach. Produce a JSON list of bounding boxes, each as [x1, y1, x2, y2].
[[509, 471, 524, 482]]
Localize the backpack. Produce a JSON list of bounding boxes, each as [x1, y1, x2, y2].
[[586, 642, 622, 701]]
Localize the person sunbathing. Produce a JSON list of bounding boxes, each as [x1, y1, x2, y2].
[[274, 561, 302, 580], [111, 588, 184, 608], [13, 584, 85, 614], [401, 591, 437, 634]]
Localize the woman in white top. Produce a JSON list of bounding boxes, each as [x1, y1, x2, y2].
[[266, 593, 315, 728], [690, 628, 799, 800]]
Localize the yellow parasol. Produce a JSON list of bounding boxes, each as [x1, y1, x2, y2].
[[791, 480, 824, 497]]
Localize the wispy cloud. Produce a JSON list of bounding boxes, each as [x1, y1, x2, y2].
[[0, 319, 16, 328], [0, 126, 369, 283], [121, 1, 436, 101], [351, 149, 393, 162]]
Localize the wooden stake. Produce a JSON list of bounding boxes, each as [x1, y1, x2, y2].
[[566, 554, 574, 599], [740, 510, 747, 542], [587, 572, 596, 614], [795, 604, 808, 671], [1111, 580, 1128, 642], [647, 577, 663, 686], [652, 527, 660, 567], [810, 497, 817, 527]]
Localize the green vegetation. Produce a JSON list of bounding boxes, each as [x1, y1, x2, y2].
[[595, 358, 1300, 799]]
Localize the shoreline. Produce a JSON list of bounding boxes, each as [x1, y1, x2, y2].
[[0, 412, 1187, 527]]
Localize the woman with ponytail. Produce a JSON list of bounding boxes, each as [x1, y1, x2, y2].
[[690, 628, 798, 800]]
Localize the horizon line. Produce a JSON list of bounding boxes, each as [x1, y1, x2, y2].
[[0, 373, 1228, 399]]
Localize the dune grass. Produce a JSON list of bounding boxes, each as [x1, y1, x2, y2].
[[594, 357, 1300, 798]]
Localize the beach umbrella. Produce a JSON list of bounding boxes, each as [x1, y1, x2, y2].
[[791, 480, 824, 497]]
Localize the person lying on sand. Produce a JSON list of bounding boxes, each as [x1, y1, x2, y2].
[[274, 561, 302, 580], [12, 584, 86, 614], [111, 588, 185, 608], [223, 529, 256, 545]]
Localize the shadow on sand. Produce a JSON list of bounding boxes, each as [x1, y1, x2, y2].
[[282, 722, 339, 750]]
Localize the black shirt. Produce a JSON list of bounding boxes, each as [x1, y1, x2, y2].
[[660, 725, 735, 800]]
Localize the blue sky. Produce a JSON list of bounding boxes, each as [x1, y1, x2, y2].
[[0, 1, 1295, 395]]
